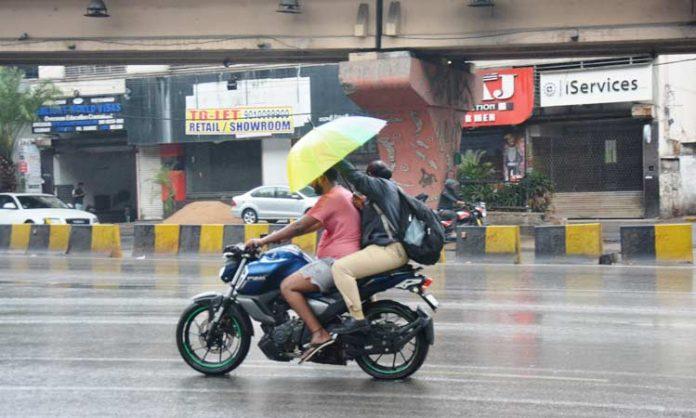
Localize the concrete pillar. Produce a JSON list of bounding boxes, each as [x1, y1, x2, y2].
[[338, 52, 478, 201]]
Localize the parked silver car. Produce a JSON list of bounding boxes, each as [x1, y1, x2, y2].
[[231, 185, 319, 224]]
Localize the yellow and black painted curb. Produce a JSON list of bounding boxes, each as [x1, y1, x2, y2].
[[535, 224, 603, 261], [0, 224, 121, 257], [621, 224, 693, 264], [132, 224, 318, 257], [455, 225, 521, 264]]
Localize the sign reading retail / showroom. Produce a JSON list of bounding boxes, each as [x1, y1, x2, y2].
[[540, 65, 653, 107]]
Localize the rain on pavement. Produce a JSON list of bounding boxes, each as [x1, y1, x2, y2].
[[1, 255, 695, 417]]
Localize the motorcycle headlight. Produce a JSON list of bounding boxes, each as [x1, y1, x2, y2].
[[219, 260, 240, 283]]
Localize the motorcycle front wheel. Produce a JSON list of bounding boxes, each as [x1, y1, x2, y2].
[[355, 301, 430, 380], [176, 302, 251, 375]]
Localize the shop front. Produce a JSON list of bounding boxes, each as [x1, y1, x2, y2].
[[533, 62, 656, 218], [33, 94, 137, 223], [125, 64, 365, 218], [460, 60, 657, 219], [460, 67, 536, 209]]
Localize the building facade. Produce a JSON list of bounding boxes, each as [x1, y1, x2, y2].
[[25, 54, 696, 222], [460, 54, 696, 219], [123, 64, 369, 220]]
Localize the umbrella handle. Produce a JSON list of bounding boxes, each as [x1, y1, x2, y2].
[[338, 172, 355, 193]]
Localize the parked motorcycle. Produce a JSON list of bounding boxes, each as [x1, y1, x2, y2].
[[415, 194, 487, 241], [176, 244, 439, 380]]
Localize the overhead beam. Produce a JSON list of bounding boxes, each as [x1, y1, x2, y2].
[[0, 0, 694, 65]]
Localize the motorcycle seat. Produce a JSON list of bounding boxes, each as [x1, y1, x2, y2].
[[306, 264, 416, 299], [360, 264, 415, 282]]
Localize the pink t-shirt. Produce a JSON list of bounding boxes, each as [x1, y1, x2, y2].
[[307, 185, 361, 259]]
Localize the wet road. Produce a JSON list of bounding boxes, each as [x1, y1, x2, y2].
[[1, 256, 695, 417]]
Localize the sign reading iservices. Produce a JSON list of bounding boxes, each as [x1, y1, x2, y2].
[[540, 65, 653, 107], [185, 106, 294, 136]]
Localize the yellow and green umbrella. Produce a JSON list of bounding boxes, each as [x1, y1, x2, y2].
[[287, 116, 387, 192]]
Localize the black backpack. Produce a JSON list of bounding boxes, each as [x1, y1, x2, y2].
[[373, 189, 445, 265]]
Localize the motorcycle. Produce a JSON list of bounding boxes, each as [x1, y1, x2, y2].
[[176, 243, 439, 380], [415, 194, 487, 241]]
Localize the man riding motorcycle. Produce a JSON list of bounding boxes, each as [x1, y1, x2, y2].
[[437, 178, 465, 222], [244, 167, 362, 362], [332, 160, 409, 335]]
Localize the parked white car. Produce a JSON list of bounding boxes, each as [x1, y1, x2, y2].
[[0, 193, 99, 225], [232, 185, 319, 224]]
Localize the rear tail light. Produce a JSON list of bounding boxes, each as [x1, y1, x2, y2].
[[421, 277, 433, 291], [231, 198, 237, 207]]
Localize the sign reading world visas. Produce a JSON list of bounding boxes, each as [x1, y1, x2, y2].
[[185, 106, 294, 137], [32, 96, 124, 134]]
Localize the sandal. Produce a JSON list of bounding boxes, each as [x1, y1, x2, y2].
[[298, 331, 336, 364]]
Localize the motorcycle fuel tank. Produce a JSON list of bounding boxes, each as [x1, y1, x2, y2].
[[236, 245, 311, 295]]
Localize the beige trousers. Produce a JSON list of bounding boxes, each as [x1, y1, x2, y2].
[[331, 242, 409, 320]]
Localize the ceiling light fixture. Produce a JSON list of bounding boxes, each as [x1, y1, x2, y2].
[[85, 0, 109, 17], [277, 0, 301, 14], [468, 0, 494, 7]]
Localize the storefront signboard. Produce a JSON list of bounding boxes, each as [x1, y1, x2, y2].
[[540, 65, 653, 107], [185, 76, 311, 139], [462, 67, 535, 128], [32, 96, 124, 134], [185, 106, 294, 136]]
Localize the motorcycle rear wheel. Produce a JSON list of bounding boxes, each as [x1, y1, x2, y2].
[[176, 303, 251, 375], [355, 301, 430, 380]]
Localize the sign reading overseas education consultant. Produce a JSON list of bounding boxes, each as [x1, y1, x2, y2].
[[185, 106, 294, 136], [32, 96, 124, 134], [540, 65, 653, 107]]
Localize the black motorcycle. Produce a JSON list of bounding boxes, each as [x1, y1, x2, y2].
[[176, 244, 439, 380]]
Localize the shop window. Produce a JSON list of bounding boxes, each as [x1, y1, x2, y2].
[[461, 129, 525, 181], [605, 139, 617, 164]]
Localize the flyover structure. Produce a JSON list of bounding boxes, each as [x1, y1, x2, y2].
[[0, 0, 694, 64]]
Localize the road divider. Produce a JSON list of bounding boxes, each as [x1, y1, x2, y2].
[[621, 224, 693, 264], [455, 226, 521, 264], [535, 223, 603, 262], [132, 224, 318, 257], [0, 224, 121, 257]]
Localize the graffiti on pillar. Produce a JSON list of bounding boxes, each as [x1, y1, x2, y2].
[[410, 111, 423, 134], [377, 137, 397, 168], [422, 62, 477, 110], [419, 168, 437, 188]]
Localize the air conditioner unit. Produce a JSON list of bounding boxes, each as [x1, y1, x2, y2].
[[469, 0, 494, 7]]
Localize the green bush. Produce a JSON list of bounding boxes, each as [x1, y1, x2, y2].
[[454, 150, 554, 212], [456, 150, 495, 182], [456, 150, 495, 203]]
